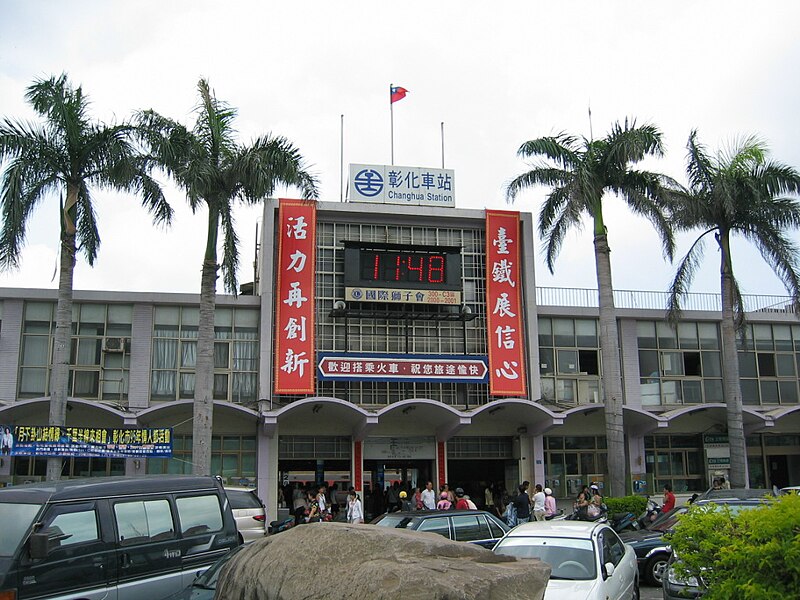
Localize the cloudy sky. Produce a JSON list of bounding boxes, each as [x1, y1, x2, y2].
[[1, 1, 799, 299]]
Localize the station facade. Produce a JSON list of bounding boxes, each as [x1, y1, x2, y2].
[[1, 197, 799, 520]]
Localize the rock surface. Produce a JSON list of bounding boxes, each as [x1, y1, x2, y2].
[[216, 522, 549, 600]]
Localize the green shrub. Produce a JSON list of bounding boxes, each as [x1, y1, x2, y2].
[[604, 495, 648, 515], [666, 493, 800, 599]]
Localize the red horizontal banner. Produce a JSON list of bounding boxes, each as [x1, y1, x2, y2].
[[485, 210, 527, 396]]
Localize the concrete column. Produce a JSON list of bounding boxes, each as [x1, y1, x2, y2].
[[518, 435, 534, 485], [532, 434, 545, 485], [258, 427, 279, 522], [627, 433, 647, 495]]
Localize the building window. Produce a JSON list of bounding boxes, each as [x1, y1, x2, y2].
[[18, 302, 132, 402], [278, 436, 351, 459], [151, 306, 259, 403], [736, 324, 800, 405], [544, 436, 608, 497], [447, 437, 513, 458], [637, 321, 722, 406], [539, 317, 603, 406], [13, 456, 126, 480], [644, 434, 704, 492], [146, 435, 256, 484]]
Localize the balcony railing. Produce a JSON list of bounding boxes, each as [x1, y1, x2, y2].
[[535, 287, 797, 314]]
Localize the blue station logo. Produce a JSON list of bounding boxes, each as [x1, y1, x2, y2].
[[354, 169, 384, 197]]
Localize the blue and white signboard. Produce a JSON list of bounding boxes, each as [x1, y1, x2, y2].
[[349, 164, 455, 207]]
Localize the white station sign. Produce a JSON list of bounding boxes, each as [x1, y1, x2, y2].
[[349, 164, 455, 207]]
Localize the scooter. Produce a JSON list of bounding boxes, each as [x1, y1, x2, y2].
[[637, 497, 661, 529], [609, 511, 638, 532], [268, 516, 295, 535]]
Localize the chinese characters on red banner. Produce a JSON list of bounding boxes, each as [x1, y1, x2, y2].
[[274, 199, 317, 394], [485, 210, 527, 396]]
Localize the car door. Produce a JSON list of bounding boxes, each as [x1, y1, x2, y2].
[[113, 496, 183, 600], [599, 527, 634, 599], [415, 516, 452, 540], [451, 514, 495, 548], [19, 501, 116, 600]]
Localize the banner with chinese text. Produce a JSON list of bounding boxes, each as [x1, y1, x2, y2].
[[4, 425, 172, 457], [485, 210, 527, 396], [274, 199, 317, 394]]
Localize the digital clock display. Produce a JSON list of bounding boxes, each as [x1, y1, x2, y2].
[[344, 243, 462, 293], [361, 251, 446, 284]]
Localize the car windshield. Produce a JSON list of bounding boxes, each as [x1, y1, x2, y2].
[[194, 545, 245, 589], [0, 502, 41, 557], [494, 536, 597, 580], [374, 515, 414, 529]]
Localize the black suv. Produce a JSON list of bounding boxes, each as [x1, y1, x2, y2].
[[370, 510, 509, 548]]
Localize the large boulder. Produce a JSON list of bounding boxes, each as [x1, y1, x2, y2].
[[216, 522, 549, 600]]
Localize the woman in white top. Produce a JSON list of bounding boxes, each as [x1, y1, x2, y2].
[[346, 490, 364, 524]]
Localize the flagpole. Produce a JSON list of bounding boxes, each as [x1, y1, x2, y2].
[[441, 121, 445, 168], [340, 114, 344, 202], [390, 83, 394, 165]]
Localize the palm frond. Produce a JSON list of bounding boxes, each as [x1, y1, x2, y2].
[[235, 134, 319, 202], [666, 232, 712, 324], [516, 134, 581, 169], [605, 119, 665, 167], [75, 182, 100, 265], [506, 166, 571, 203], [741, 226, 800, 305], [217, 201, 240, 294], [685, 130, 715, 194], [541, 196, 583, 273]]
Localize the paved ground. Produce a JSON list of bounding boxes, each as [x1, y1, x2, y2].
[[641, 583, 661, 599]]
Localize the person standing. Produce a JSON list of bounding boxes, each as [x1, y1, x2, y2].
[[399, 490, 413, 511], [421, 481, 437, 510], [513, 484, 531, 524], [532, 484, 546, 521], [436, 492, 452, 510], [544, 487, 557, 518], [346, 490, 364, 524], [484, 484, 496, 515], [661, 483, 676, 513]]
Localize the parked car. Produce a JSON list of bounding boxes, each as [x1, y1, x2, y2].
[[0, 475, 240, 600], [661, 498, 769, 600], [492, 520, 639, 600], [166, 545, 245, 600], [620, 506, 689, 585], [224, 486, 267, 543], [370, 509, 509, 548], [695, 487, 774, 501]]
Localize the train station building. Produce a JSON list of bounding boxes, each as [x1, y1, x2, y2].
[[1, 167, 799, 519]]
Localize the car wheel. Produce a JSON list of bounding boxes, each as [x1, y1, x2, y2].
[[645, 554, 668, 586]]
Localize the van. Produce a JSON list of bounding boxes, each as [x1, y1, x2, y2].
[[0, 475, 240, 600]]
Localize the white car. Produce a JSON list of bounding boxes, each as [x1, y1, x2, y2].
[[224, 486, 267, 543], [492, 520, 639, 600]]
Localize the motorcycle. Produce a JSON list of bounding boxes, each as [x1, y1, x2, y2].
[[268, 516, 295, 535], [609, 511, 639, 532], [637, 496, 661, 529]]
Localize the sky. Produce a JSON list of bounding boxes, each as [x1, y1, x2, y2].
[[1, 1, 800, 299]]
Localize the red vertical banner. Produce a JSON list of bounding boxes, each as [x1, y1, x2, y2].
[[274, 199, 317, 394], [437, 441, 447, 489], [353, 440, 363, 493], [485, 210, 528, 396]]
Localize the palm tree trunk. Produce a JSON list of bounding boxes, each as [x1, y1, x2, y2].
[[594, 229, 627, 498], [192, 209, 219, 476], [718, 233, 747, 488], [46, 188, 79, 481]]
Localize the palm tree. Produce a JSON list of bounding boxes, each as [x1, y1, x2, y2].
[[0, 73, 172, 480], [507, 119, 677, 498], [667, 131, 800, 488], [137, 79, 318, 476]]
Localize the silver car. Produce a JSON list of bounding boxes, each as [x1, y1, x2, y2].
[[224, 487, 267, 543]]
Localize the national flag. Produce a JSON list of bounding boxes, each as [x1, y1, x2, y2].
[[390, 86, 408, 103]]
